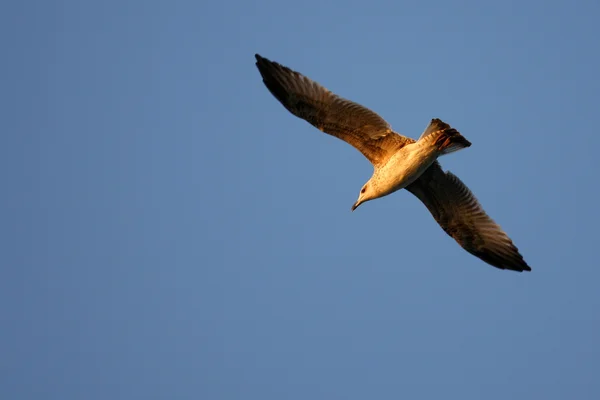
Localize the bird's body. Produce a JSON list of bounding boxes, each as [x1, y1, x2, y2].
[[360, 127, 469, 206], [254, 53, 531, 272], [370, 142, 435, 198]]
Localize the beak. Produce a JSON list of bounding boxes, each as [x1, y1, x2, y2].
[[351, 201, 361, 212]]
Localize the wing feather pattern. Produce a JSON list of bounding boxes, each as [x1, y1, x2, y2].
[[255, 54, 411, 166], [407, 163, 531, 272]]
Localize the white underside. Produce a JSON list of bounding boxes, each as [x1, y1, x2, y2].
[[374, 142, 439, 196]]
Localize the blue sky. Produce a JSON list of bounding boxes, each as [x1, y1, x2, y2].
[[2, 0, 600, 399]]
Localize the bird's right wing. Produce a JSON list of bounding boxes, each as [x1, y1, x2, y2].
[[255, 54, 412, 166], [406, 163, 531, 272]]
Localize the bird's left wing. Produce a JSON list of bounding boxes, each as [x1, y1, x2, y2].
[[406, 163, 531, 272]]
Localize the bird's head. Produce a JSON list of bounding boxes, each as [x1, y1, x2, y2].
[[351, 183, 376, 211]]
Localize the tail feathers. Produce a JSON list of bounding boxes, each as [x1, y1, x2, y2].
[[421, 119, 471, 155], [435, 128, 472, 155], [419, 118, 452, 140]]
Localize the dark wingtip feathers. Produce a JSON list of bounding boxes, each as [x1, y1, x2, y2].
[[481, 251, 532, 272], [254, 54, 296, 111]]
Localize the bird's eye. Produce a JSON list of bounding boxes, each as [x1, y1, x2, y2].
[[361, 187, 366, 194]]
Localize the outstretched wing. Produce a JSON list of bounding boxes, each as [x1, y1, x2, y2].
[[406, 163, 531, 272], [255, 54, 412, 166]]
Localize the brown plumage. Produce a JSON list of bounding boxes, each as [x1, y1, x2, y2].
[[255, 54, 531, 272], [255, 54, 411, 166]]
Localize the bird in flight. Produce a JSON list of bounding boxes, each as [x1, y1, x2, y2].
[[254, 54, 530, 272]]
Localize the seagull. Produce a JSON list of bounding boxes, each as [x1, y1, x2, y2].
[[255, 54, 531, 272]]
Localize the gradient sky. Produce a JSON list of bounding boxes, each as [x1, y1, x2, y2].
[[3, 0, 600, 399]]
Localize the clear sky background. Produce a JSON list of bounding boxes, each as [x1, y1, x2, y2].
[[2, 0, 600, 399]]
